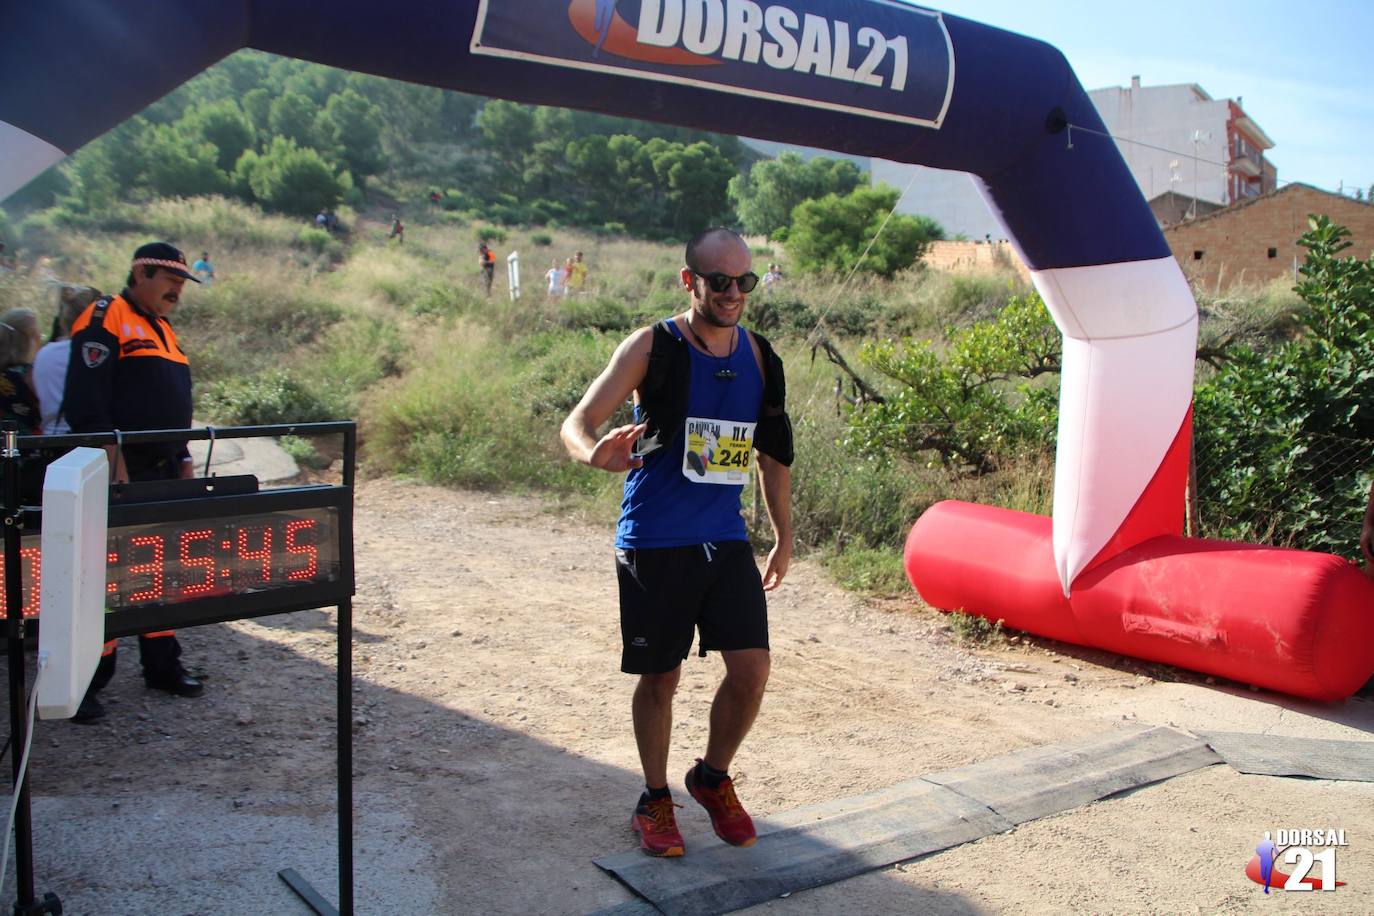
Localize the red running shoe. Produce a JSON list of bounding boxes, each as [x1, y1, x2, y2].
[[685, 759, 756, 847], [631, 796, 685, 857]]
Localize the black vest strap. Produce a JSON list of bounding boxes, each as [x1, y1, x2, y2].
[[638, 319, 793, 467]]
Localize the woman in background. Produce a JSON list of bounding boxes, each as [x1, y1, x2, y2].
[[0, 307, 46, 502], [0, 307, 43, 434], [34, 284, 101, 434]]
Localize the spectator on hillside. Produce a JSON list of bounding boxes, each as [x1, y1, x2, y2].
[[568, 251, 588, 294], [388, 215, 405, 244], [0, 307, 47, 502], [479, 242, 496, 296], [191, 251, 215, 286], [0, 308, 43, 434], [315, 208, 329, 229], [762, 263, 783, 293], [429, 190, 442, 207], [546, 259, 568, 299], [34, 284, 101, 435]]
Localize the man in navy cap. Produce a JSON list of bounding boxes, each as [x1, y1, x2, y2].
[[64, 241, 204, 721]]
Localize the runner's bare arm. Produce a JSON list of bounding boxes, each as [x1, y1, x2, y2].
[[561, 327, 653, 472], [756, 451, 793, 590]]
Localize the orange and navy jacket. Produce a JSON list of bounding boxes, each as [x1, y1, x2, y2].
[[63, 291, 192, 473]]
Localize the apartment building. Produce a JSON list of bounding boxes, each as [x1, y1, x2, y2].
[[1090, 76, 1277, 208], [872, 76, 1277, 239]]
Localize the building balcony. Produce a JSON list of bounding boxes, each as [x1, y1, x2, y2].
[[1231, 151, 1263, 177]]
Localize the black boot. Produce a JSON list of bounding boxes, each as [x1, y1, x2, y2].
[[72, 692, 105, 723], [140, 634, 204, 697]]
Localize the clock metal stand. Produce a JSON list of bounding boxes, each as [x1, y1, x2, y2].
[[3, 422, 359, 916]]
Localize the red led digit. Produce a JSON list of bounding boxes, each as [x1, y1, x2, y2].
[[0, 547, 44, 617], [107, 550, 118, 596], [237, 525, 273, 582], [178, 529, 216, 597], [20, 546, 41, 618], [128, 535, 166, 603], [285, 519, 319, 581]]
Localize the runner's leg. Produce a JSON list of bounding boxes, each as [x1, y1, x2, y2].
[[633, 665, 681, 788], [704, 648, 769, 771]]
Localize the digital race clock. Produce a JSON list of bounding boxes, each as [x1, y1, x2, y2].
[[3, 477, 353, 637]]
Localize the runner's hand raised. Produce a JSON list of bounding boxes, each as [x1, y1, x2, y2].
[[589, 422, 647, 473]]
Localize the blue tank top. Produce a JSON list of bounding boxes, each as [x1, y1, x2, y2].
[[615, 321, 764, 548]]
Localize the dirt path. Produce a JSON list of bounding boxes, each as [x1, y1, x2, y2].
[[31, 479, 1374, 913]]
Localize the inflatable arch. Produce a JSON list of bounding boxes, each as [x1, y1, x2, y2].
[[3, 1, 1371, 699]]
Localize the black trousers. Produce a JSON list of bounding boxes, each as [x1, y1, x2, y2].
[[88, 453, 188, 693]]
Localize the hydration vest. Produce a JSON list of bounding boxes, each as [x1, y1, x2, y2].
[[636, 319, 794, 466]]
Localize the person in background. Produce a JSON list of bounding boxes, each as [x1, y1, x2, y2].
[[388, 215, 405, 244], [66, 241, 206, 722], [0, 307, 43, 434], [191, 252, 215, 286], [568, 250, 588, 294], [34, 284, 101, 435], [545, 259, 568, 300], [0, 308, 47, 502], [762, 263, 783, 293], [479, 242, 496, 296]]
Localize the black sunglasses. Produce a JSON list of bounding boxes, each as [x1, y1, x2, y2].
[[690, 269, 760, 294]]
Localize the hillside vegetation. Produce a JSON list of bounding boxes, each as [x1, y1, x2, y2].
[[1, 48, 1367, 587], [0, 194, 1040, 589]]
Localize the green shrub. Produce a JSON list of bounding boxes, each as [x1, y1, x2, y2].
[[786, 185, 943, 278], [821, 548, 911, 597], [410, 283, 473, 318], [531, 233, 553, 247], [442, 190, 475, 211], [1193, 216, 1374, 556], [847, 292, 1060, 474], [487, 203, 527, 225], [769, 414, 931, 551], [237, 138, 346, 217], [557, 296, 637, 332], [296, 226, 338, 256], [946, 611, 1005, 645], [366, 322, 613, 491], [278, 434, 331, 470], [309, 318, 406, 392], [474, 225, 507, 243], [202, 369, 345, 425]]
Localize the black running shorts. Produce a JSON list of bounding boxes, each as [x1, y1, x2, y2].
[[615, 540, 769, 674]]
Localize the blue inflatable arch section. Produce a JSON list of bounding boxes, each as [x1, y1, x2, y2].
[[0, 0, 1199, 591]]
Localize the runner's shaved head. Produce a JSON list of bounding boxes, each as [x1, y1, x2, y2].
[[685, 227, 748, 271]]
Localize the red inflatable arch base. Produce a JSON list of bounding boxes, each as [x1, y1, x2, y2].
[[905, 500, 1374, 701]]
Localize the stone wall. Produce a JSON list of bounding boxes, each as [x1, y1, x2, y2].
[[922, 240, 1030, 280], [1163, 184, 1374, 291]]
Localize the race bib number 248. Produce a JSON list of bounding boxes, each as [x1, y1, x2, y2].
[[682, 417, 755, 484]]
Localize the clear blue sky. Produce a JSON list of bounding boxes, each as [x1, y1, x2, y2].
[[925, 0, 1374, 196]]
